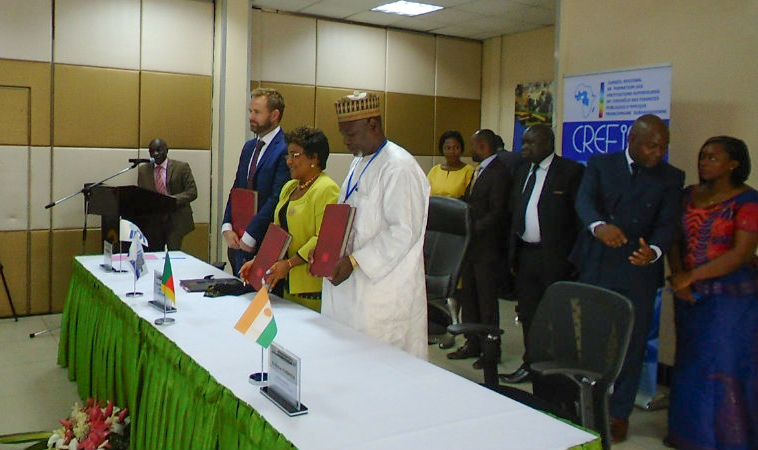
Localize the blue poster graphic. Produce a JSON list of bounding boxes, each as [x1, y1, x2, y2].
[[561, 66, 671, 163]]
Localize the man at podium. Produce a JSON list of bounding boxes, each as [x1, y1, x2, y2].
[[137, 138, 198, 251]]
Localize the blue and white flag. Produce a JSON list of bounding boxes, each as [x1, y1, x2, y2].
[[127, 238, 147, 280], [119, 218, 149, 247]]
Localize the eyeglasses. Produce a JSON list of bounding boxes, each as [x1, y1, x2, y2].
[[286, 152, 303, 160]]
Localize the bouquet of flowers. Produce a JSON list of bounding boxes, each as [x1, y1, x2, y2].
[[47, 398, 129, 450]]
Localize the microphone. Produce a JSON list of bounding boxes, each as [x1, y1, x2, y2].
[[128, 158, 155, 164]]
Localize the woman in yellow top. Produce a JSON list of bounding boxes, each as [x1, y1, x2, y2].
[[240, 126, 339, 312], [427, 130, 474, 198]]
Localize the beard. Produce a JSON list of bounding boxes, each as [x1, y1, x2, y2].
[[250, 118, 273, 135]]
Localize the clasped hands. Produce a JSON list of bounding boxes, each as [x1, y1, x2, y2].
[[594, 224, 655, 266]]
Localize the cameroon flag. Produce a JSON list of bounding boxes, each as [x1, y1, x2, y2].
[[161, 250, 176, 304]]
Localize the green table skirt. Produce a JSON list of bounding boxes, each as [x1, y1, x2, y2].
[[57, 259, 295, 450]]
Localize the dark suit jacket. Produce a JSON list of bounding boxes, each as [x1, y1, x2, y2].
[[137, 159, 197, 238], [570, 151, 684, 298], [463, 156, 512, 262], [497, 149, 525, 176], [223, 129, 290, 244], [509, 155, 584, 280]]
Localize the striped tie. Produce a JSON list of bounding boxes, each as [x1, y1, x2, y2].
[[155, 164, 167, 194]]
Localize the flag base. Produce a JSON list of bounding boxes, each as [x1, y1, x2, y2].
[[125, 291, 143, 297], [249, 372, 268, 385], [154, 317, 176, 326]]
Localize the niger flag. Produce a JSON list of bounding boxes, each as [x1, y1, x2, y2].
[[161, 250, 176, 304], [234, 286, 277, 348]]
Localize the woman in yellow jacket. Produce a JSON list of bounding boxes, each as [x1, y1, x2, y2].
[[427, 130, 474, 198], [241, 126, 339, 312]]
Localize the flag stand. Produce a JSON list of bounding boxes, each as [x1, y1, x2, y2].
[[154, 301, 175, 326], [249, 346, 268, 385], [125, 274, 143, 297]]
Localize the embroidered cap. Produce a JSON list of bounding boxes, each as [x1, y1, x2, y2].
[[335, 91, 381, 123]]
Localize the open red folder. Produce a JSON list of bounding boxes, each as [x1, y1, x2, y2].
[[231, 188, 258, 238], [310, 204, 356, 277], [244, 223, 292, 291]]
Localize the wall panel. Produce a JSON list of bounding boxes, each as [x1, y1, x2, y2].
[[0, 87, 29, 146], [385, 92, 435, 156], [0, 231, 29, 318], [386, 30, 436, 96], [53, 65, 140, 148], [0, 146, 30, 231], [139, 71, 212, 149], [30, 230, 51, 314], [54, 0, 140, 70], [30, 146, 51, 230], [260, 14, 317, 85], [51, 148, 139, 229], [51, 229, 102, 312], [260, 82, 316, 132], [435, 97, 482, 156], [0, 59, 51, 146], [0, 0, 51, 63], [316, 21, 386, 91], [141, 0, 214, 76], [182, 223, 210, 263], [436, 36, 482, 100]]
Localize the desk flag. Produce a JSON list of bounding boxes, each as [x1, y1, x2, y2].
[[119, 218, 149, 247], [234, 286, 277, 348], [161, 250, 175, 304], [127, 238, 146, 279]]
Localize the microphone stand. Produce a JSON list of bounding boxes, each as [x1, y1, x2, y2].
[[31, 161, 144, 339]]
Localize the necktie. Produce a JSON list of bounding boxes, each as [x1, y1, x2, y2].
[[468, 166, 482, 195], [155, 164, 167, 194], [515, 164, 538, 236], [246, 139, 265, 189]]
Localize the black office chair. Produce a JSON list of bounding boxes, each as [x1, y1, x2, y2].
[[450, 281, 634, 450], [423, 196, 471, 346]]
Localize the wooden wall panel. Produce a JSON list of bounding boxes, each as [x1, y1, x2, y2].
[[0, 59, 51, 146], [182, 223, 209, 263], [385, 92, 435, 156], [260, 82, 316, 132], [51, 229, 102, 312], [30, 230, 51, 314], [139, 71, 212, 149], [0, 87, 30, 146], [53, 64, 139, 148], [0, 231, 29, 318], [435, 97, 482, 157]]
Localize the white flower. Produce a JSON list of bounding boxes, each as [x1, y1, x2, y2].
[[47, 432, 62, 448], [54, 437, 65, 449], [69, 437, 79, 450]]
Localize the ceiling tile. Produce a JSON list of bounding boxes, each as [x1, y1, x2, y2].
[[347, 10, 405, 27], [455, 0, 533, 15]]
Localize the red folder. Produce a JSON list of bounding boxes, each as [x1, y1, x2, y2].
[[310, 204, 356, 277], [231, 188, 258, 238], [245, 223, 292, 291]]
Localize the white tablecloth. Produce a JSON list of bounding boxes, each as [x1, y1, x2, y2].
[[79, 252, 597, 450]]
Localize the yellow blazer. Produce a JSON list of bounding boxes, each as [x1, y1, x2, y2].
[[274, 173, 340, 294]]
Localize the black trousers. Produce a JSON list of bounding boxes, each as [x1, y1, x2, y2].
[[514, 242, 553, 364], [460, 258, 501, 350]]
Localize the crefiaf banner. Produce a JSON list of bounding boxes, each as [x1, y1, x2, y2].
[[561, 65, 671, 163]]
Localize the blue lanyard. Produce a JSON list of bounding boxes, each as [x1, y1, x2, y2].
[[344, 141, 387, 201]]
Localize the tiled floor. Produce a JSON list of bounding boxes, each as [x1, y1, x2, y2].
[[0, 301, 670, 449]]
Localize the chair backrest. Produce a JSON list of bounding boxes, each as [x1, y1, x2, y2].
[[527, 281, 634, 384], [423, 196, 471, 299]]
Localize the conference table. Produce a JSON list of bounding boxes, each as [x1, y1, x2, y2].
[[58, 252, 600, 450]]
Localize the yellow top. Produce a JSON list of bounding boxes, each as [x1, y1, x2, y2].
[[274, 173, 340, 294], [427, 164, 475, 198]]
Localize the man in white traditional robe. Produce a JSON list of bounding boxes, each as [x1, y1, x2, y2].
[[320, 91, 431, 359]]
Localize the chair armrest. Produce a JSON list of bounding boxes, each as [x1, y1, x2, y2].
[[447, 323, 504, 337], [530, 361, 603, 382]]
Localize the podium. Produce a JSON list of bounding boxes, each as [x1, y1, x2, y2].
[[87, 185, 176, 247]]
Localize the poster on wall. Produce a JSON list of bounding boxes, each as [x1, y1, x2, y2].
[[513, 81, 553, 152], [561, 65, 671, 163]]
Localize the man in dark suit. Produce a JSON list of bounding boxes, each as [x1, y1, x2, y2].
[[570, 114, 684, 442], [447, 129, 512, 368], [501, 125, 584, 384], [137, 138, 197, 251], [222, 88, 290, 275]]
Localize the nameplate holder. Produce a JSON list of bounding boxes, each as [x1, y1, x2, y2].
[[100, 241, 113, 271], [149, 269, 176, 314], [260, 342, 308, 416]]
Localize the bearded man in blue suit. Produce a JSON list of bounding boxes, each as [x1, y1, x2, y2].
[[222, 88, 290, 275]]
